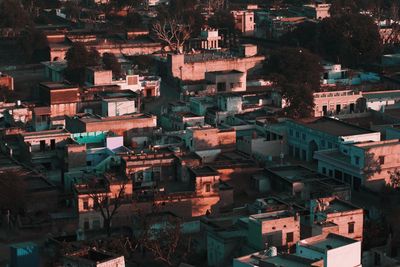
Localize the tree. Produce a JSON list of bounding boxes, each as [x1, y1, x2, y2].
[[282, 14, 382, 68], [64, 1, 81, 21], [65, 43, 100, 84], [264, 47, 323, 118], [133, 206, 193, 266], [0, 170, 27, 228], [152, 17, 192, 53], [0, 0, 32, 30], [88, 178, 128, 237], [124, 12, 144, 29], [18, 28, 50, 63], [319, 14, 382, 67], [389, 169, 400, 188], [0, 86, 13, 102], [103, 53, 122, 78], [208, 10, 236, 33]]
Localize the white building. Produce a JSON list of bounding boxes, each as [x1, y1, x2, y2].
[[296, 233, 362, 267]]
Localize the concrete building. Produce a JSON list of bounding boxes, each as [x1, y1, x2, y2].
[[66, 113, 157, 137], [286, 117, 381, 162], [205, 70, 247, 93], [307, 197, 364, 241], [315, 139, 400, 191], [38, 82, 80, 118], [295, 233, 362, 267], [0, 72, 14, 90], [101, 98, 136, 117], [231, 10, 255, 36], [247, 210, 300, 250], [18, 129, 71, 169], [184, 126, 236, 154], [303, 3, 331, 20], [167, 48, 264, 81], [263, 165, 351, 201], [313, 90, 362, 117], [63, 248, 125, 267]]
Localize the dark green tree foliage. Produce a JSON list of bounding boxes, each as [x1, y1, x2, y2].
[[320, 14, 382, 67], [65, 43, 100, 85], [0, 0, 32, 29], [282, 14, 382, 68], [264, 47, 323, 118], [208, 10, 236, 33], [125, 12, 144, 29], [18, 28, 50, 63], [103, 52, 122, 78]]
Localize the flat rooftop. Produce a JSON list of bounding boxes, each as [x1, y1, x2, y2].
[[262, 254, 321, 267], [40, 81, 77, 90], [300, 233, 358, 252], [184, 51, 239, 63], [73, 113, 155, 123], [190, 166, 219, 177], [353, 139, 400, 150], [296, 117, 375, 136], [250, 210, 294, 222]]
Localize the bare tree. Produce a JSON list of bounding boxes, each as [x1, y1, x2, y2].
[[152, 17, 192, 53], [88, 179, 128, 237], [208, 0, 225, 12]]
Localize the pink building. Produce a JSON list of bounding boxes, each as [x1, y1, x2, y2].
[[231, 10, 255, 36], [313, 90, 362, 117]]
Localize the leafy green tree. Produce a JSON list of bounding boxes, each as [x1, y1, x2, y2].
[[264, 47, 323, 118], [319, 14, 382, 67], [124, 12, 144, 29], [18, 28, 50, 63], [282, 14, 382, 68], [0, 0, 32, 30], [65, 43, 100, 85], [103, 52, 122, 78], [208, 10, 236, 33]]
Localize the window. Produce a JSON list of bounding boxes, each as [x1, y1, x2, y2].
[[286, 232, 294, 243], [322, 167, 326, 175], [83, 199, 89, 210], [295, 131, 300, 138], [84, 220, 90, 230], [302, 133, 306, 141], [348, 222, 355, 234], [50, 139, 56, 150], [328, 170, 333, 177], [40, 140, 45, 152], [205, 184, 211, 192], [379, 156, 385, 165], [289, 129, 293, 136], [355, 156, 360, 166]]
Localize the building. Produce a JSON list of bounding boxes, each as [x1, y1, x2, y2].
[[313, 90, 362, 117], [263, 165, 351, 201], [231, 10, 255, 36], [167, 48, 264, 81], [307, 197, 364, 241], [0, 72, 14, 90], [66, 113, 157, 137], [295, 233, 362, 267], [184, 126, 236, 154], [18, 129, 71, 169], [38, 82, 80, 118], [205, 71, 246, 93], [303, 3, 331, 20], [247, 210, 300, 250], [286, 117, 381, 162], [101, 98, 136, 117], [315, 139, 400, 191], [63, 248, 125, 267]]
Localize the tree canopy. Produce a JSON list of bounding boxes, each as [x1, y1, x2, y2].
[[264, 47, 323, 118], [282, 14, 382, 68], [103, 52, 122, 78], [18, 28, 50, 63], [65, 43, 100, 85], [0, 0, 32, 29], [208, 10, 236, 33]]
